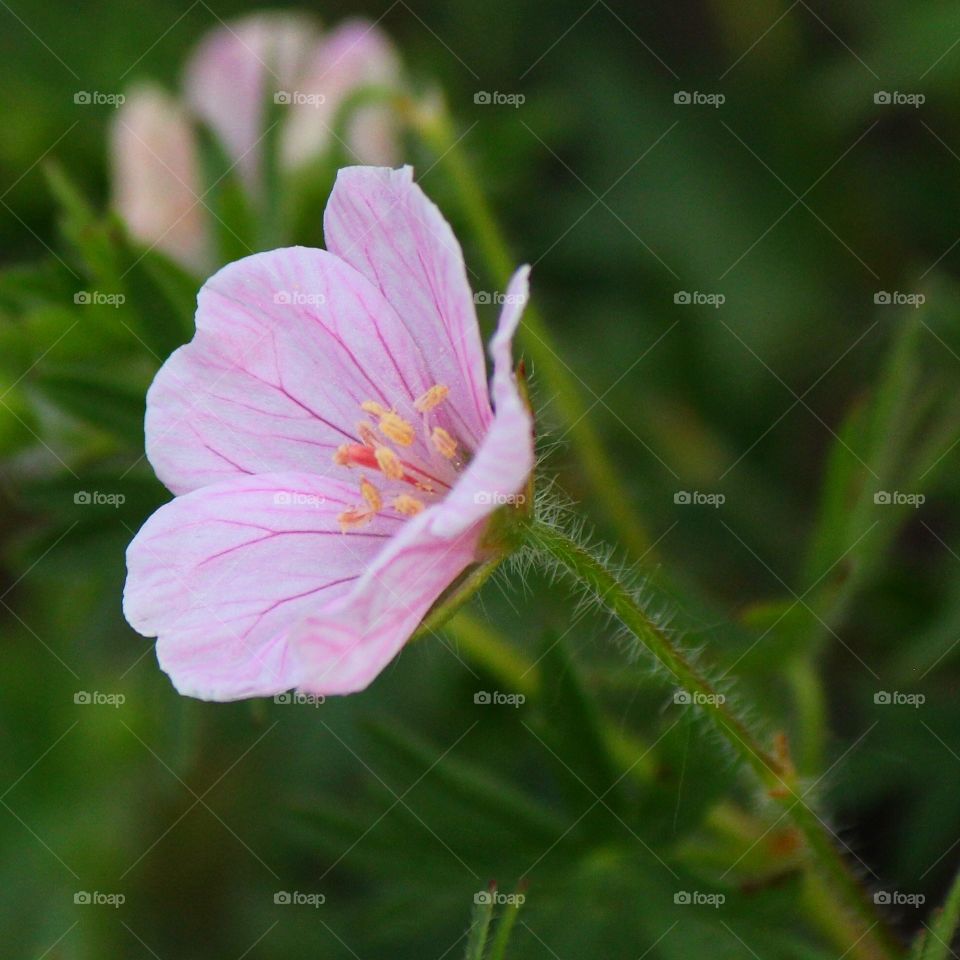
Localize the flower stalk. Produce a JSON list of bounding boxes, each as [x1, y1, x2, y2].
[[525, 516, 902, 960]]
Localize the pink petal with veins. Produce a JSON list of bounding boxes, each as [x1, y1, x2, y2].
[[291, 507, 479, 695], [428, 266, 534, 539], [123, 472, 404, 700], [324, 165, 491, 444], [145, 246, 444, 495]]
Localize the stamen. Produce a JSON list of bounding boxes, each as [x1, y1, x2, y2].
[[338, 508, 373, 532], [360, 400, 385, 417], [394, 494, 425, 516], [378, 411, 415, 447], [360, 476, 381, 513], [375, 445, 404, 480], [414, 384, 449, 413], [334, 443, 377, 471], [357, 421, 379, 448], [431, 426, 457, 460]]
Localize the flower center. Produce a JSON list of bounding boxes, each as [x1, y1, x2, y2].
[[333, 384, 466, 532]]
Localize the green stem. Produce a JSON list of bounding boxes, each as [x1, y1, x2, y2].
[[920, 865, 960, 960], [487, 889, 524, 960], [526, 517, 902, 960], [404, 96, 652, 559], [442, 610, 541, 699], [786, 657, 827, 775]]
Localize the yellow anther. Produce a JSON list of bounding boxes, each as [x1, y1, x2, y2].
[[393, 494, 425, 516], [360, 476, 382, 513], [333, 444, 352, 466], [414, 384, 449, 413], [338, 508, 373, 533], [360, 400, 385, 417], [431, 426, 457, 460], [357, 422, 379, 448], [378, 410, 415, 447], [375, 445, 404, 480]]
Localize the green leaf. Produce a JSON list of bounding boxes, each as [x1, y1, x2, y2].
[[917, 865, 960, 960], [463, 888, 494, 960], [113, 227, 195, 360], [197, 126, 258, 264], [441, 611, 540, 699], [802, 398, 868, 588], [43, 161, 120, 283], [0, 259, 76, 314], [32, 370, 145, 443], [363, 718, 567, 846], [532, 631, 628, 816]]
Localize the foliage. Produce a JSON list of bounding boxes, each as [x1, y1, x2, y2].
[[3, 1, 960, 958]]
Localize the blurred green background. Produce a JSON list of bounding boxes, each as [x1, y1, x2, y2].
[[2, 0, 960, 957]]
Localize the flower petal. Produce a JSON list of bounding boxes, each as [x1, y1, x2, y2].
[[428, 266, 534, 539], [184, 13, 316, 193], [323, 165, 491, 445], [123, 472, 406, 701], [145, 246, 444, 495], [111, 84, 209, 271], [290, 505, 480, 695], [281, 19, 400, 171]]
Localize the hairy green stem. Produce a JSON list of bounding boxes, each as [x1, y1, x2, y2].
[[404, 96, 652, 558], [527, 517, 902, 960]]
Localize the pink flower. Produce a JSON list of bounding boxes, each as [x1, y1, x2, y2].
[[110, 84, 211, 271], [123, 166, 534, 701], [111, 13, 401, 268], [281, 20, 401, 171], [184, 11, 317, 193]]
